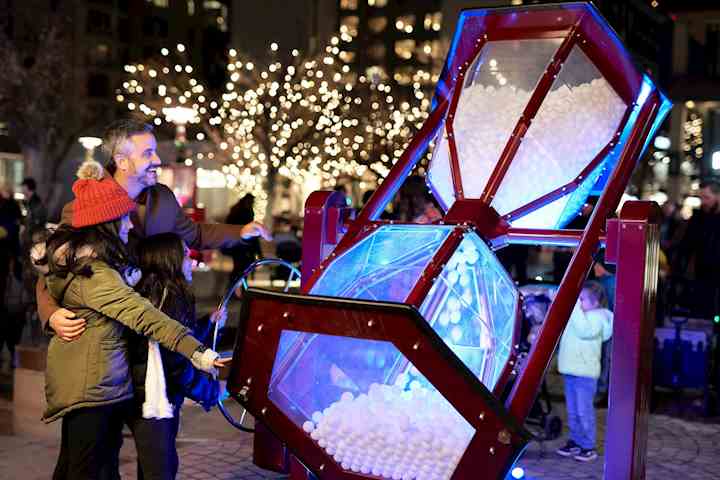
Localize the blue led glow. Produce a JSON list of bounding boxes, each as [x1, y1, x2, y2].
[[419, 232, 518, 390], [590, 75, 672, 196], [309, 225, 453, 302], [557, 161, 607, 228]]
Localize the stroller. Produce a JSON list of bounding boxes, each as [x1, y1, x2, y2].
[[509, 288, 563, 443]]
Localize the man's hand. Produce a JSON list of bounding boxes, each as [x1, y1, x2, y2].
[[49, 308, 86, 342], [240, 221, 273, 241]]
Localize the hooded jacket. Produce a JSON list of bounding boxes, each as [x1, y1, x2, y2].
[[558, 304, 613, 379], [43, 259, 203, 423]]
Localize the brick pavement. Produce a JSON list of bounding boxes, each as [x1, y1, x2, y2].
[[3, 393, 720, 480]]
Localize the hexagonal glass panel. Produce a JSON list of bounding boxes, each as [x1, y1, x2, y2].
[[309, 225, 453, 302], [419, 232, 518, 390], [269, 331, 475, 478], [492, 46, 628, 222], [444, 40, 561, 205]]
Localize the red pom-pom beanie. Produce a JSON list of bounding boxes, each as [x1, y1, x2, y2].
[[71, 161, 136, 228]]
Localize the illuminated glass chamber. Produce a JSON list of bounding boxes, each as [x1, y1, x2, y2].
[[309, 225, 519, 392], [269, 331, 475, 478]]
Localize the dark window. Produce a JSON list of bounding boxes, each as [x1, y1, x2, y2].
[[87, 73, 110, 98], [118, 18, 130, 43], [118, 46, 130, 65], [86, 10, 112, 35], [143, 46, 156, 59], [142, 16, 168, 38]]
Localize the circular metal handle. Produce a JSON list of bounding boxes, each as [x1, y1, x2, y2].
[[214, 258, 301, 433]]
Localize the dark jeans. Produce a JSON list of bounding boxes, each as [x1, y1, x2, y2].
[[104, 404, 182, 480], [53, 401, 131, 480], [129, 406, 181, 480]]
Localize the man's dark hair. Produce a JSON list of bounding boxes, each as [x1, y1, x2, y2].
[[102, 119, 154, 175], [21, 177, 37, 192], [700, 178, 720, 195]]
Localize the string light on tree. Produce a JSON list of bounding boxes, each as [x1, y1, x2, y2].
[[118, 37, 433, 219]]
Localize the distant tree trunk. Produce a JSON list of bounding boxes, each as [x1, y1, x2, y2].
[[20, 143, 67, 221], [264, 164, 278, 230]]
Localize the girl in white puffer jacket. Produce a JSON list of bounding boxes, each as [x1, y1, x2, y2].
[[555, 281, 613, 463]]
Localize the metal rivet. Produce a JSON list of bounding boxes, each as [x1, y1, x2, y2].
[[368, 320, 374, 327], [282, 311, 290, 319], [489, 447, 495, 455], [479, 412, 485, 421], [498, 430, 511, 445], [319, 464, 325, 472], [261, 407, 267, 415], [413, 342, 420, 350], [257, 324, 264, 332], [246, 377, 253, 385]]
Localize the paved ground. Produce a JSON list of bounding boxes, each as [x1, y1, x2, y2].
[[3, 267, 720, 479], [2, 359, 720, 480]]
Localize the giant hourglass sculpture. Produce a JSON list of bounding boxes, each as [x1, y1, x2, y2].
[[225, 3, 671, 479]]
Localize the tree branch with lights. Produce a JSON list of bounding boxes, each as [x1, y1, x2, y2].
[[118, 38, 431, 220]]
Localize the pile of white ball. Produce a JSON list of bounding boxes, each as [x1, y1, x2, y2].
[[302, 375, 475, 480], [494, 78, 626, 214], [453, 84, 531, 200], [429, 77, 626, 217]]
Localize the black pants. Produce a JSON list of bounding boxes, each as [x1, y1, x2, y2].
[[53, 401, 131, 480], [129, 406, 181, 480], [102, 404, 182, 480]]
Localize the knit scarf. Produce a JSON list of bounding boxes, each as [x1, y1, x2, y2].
[[142, 286, 174, 419]]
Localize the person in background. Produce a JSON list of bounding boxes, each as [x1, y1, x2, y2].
[[127, 233, 227, 480], [0, 185, 22, 368], [393, 176, 442, 224], [20, 177, 47, 241], [555, 281, 613, 463], [672, 180, 720, 316], [673, 179, 720, 318], [225, 194, 262, 285], [590, 251, 615, 406], [660, 200, 684, 262]]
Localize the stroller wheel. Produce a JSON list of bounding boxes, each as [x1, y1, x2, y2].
[[544, 415, 562, 441]]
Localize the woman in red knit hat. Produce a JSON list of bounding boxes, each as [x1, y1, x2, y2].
[[35, 160, 228, 479]]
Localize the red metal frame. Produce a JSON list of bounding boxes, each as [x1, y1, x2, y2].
[[228, 289, 530, 480], [301, 190, 353, 286], [240, 4, 669, 480], [507, 90, 662, 421], [603, 202, 661, 479]]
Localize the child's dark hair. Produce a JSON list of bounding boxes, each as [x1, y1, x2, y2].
[[582, 280, 607, 309], [43, 220, 132, 278], [134, 232, 196, 328]]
